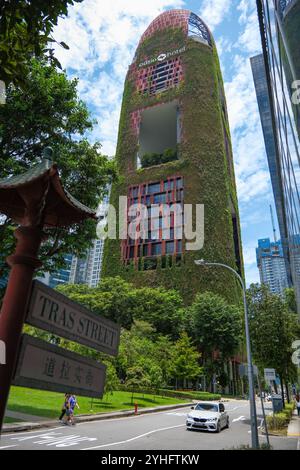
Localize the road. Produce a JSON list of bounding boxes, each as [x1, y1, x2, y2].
[[0, 400, 298, 451]]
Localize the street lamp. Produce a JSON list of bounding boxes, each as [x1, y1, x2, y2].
[[194, 259, 259, 449]]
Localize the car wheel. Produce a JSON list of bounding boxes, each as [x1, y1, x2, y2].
[[225, 417, 229, 429], [216, 421, 221, 433]]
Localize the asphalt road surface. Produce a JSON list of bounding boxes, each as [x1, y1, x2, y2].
[[0, 400, 299, 451]]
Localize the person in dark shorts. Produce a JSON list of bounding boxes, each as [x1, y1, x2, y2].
[[59, 393, 70, 422]]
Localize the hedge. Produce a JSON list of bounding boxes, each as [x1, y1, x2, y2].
[[118, 386, 221, 401], [266, 412, 288, 430]]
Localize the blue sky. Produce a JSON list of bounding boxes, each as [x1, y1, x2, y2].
[[53, 0, 277, 286]]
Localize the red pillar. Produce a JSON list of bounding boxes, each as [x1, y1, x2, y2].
[[0, 226, 43, 432]]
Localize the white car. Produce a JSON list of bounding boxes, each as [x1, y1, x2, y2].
[[186, 401, 229, 433]]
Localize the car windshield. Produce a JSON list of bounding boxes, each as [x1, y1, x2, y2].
[[195, 403, 218, 412]]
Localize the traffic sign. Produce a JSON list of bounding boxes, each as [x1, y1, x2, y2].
[[264, 368, 276, 383]]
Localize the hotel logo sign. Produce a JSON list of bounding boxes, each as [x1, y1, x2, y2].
[[138, 46, 186, 68]]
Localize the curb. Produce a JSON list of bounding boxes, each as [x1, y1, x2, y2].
[[2, 402, 193, 434]]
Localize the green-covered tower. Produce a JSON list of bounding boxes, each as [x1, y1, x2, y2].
[[102, 9, 243, 304]]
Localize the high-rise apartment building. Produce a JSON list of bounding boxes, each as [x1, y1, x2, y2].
[[102, 9, 243, 303], [256, 238, 289, 294]]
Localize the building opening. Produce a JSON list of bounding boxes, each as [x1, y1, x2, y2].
[[138, 101, 180, 169]]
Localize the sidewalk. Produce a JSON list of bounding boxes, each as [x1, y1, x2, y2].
[[2, 401, 193, 434], [5, 410, 45, 423], [287, 409, 300, 437]]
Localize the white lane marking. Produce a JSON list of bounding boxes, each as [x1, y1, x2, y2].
[[0, 445, 18, 449], [232, 416, 246, 422], [81, 423, 186, 450], [297, 437, 300, 450], [165, 412, 187, 417], [10, 431, 64, 442], [10, 431, 97, 448]]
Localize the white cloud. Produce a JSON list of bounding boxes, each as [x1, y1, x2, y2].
[[236, 7, 262, 54], [199, 0, 233, 30]]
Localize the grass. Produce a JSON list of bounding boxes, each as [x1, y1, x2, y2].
[[7, 386, 190, 420]]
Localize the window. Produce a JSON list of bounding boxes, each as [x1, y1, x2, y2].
[[123, 176, 184, 268], [148, 182, 161, 194], [166, 241, 175, 254], [137, 59, 183, 96], [151, 243, 162, 255]]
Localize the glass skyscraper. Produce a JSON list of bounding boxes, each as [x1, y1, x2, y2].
[[251, 54, 291, 285], [256, 0, 300, 313]]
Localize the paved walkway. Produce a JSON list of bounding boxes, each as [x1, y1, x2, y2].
[[5, 410, 50, 423], [287, 409, 300, 438]]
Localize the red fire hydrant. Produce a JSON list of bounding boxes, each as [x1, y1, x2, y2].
[[134, 402, 138, 414]]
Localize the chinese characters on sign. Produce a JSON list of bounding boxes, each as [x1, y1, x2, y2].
[[13, 335, 106, 398]]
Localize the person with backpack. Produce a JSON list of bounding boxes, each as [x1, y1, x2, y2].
[[59, 393, 70, 422]]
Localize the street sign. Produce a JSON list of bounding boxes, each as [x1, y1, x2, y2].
[[264, 368, 276, 383], [238, 363, 258, 377], [13, 334, 106, 398], [26, 280, 120, 356]]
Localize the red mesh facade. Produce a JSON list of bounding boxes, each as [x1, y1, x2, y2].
[[136, 57, 183, 95], [122, 176, 184, 266], [138, 9, 190, 45]]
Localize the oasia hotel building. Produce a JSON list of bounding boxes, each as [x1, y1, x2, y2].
[[102, 10, 243, 304]]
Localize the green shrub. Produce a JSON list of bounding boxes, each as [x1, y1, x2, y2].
[[266, 412, 288, 430], [140, 148, 178, 168], [282, 403, 294, 420]]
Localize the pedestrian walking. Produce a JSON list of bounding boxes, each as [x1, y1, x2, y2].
[[65, 394, 80, 425], [296, 398, 300, 417], [59, 393, 70, 422]]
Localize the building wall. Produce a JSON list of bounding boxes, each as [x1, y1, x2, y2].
[[251, 54, 291, 284], [102, 10, 243, 304], [280, 0, 300, 139]]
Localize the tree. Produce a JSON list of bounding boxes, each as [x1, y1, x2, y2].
[[125, 366, 151, 403], [132, 286, 184, 339], [58, 277, 184, 333], [247, 284, 300, 405], [185, 291, 242, 360], [0, 59, 116, 282], [0, 0, 82, 87], [103, 361, 120, 397], [169, 332, 202, 387], [185, 291, 242, 389], [58, 277, 137, 329], [284, 287, 298, 314]]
